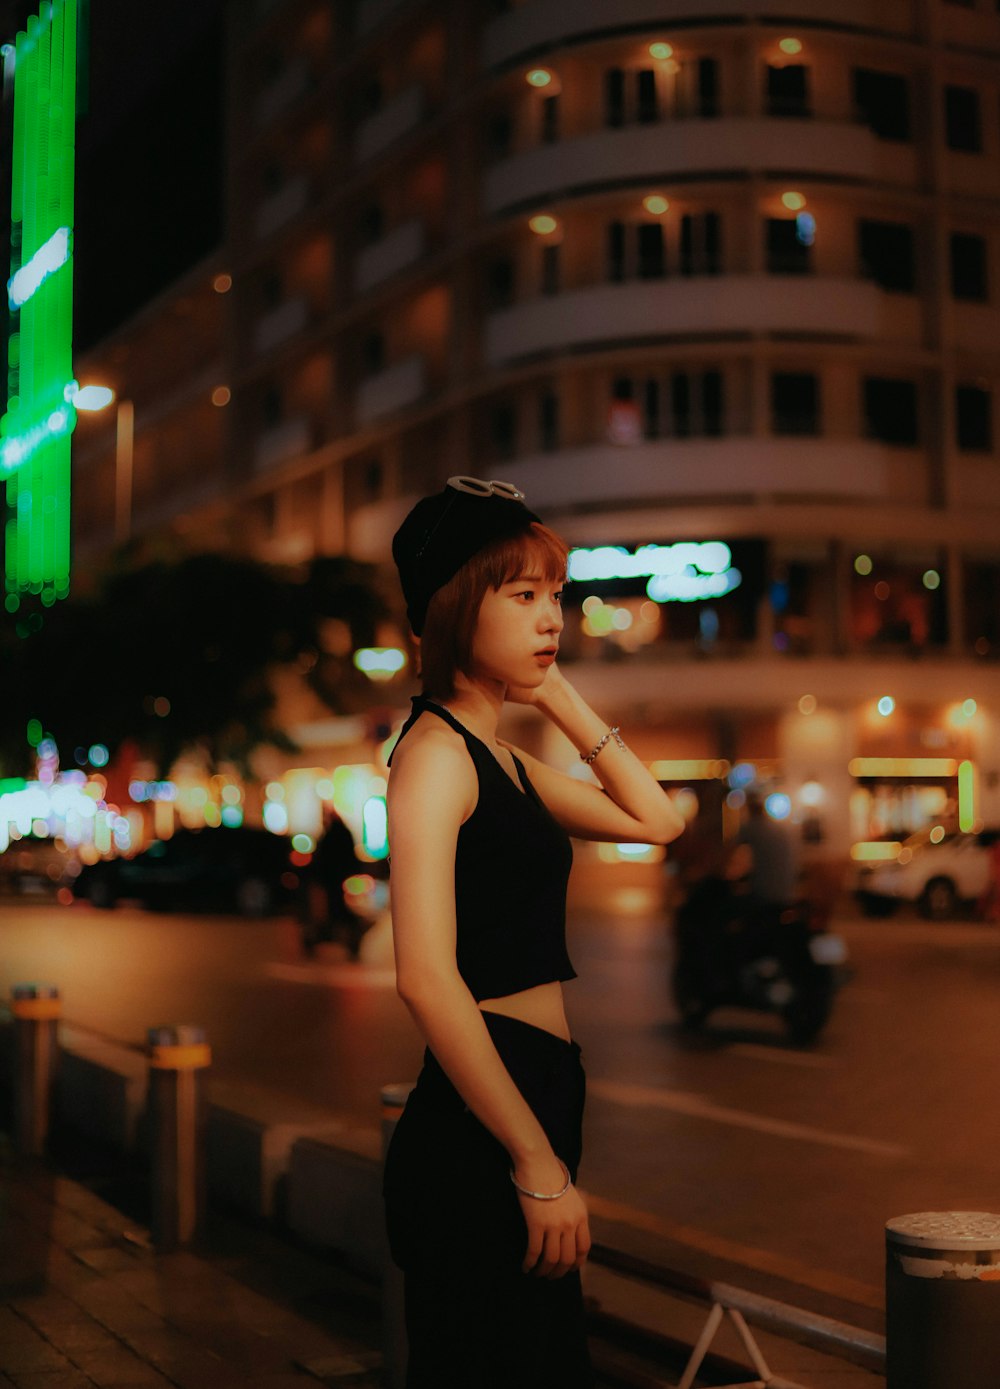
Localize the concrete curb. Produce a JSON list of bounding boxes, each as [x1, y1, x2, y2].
[[0, 1014, 388, 1279]]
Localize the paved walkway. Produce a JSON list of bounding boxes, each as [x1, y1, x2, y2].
[[0, 1139, 382, 1389]]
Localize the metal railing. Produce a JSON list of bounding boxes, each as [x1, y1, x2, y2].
[[589, 1241, 886, 1388]]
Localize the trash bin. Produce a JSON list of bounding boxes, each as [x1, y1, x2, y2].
[[886, 1211, 1000, 1388]]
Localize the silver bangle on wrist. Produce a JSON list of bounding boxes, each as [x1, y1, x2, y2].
[[580, 725, 625, 765], [509, 1160, 571, 1201]]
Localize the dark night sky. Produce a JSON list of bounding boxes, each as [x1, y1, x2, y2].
[[0, 0, 225, 350]]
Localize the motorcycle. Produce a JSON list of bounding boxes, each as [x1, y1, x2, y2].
[[671, 876, 847, 1044]]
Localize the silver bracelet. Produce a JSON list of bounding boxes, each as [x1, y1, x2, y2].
[[580, 725, 625, 765], [509, 1160, 571, 1201]]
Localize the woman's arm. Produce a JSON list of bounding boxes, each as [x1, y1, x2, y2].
[[504, 664, 686, 844], [387, 728, 590, 1276]]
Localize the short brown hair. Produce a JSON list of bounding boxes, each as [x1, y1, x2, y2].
[[418, 521, 568, 699]]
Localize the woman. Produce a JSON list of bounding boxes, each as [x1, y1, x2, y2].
[[383, 476, 685, 1388]]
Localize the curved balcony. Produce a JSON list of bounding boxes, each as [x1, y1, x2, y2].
[[502, 438, 923, 509], [484, 277, 882, 365], [484, 118, 905, 215], [482, 0, 914, 69]]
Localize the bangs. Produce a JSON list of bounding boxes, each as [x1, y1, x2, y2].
[[478, 522, 569, 589]]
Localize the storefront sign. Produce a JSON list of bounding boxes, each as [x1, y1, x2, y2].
[[568, 541, 743, 603]]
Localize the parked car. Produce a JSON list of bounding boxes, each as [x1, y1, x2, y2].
[[855, 827, 1000, 920], [73, 827, 301, 917], [0, 837, 80, 896]]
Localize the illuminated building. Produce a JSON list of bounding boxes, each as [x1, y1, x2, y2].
[[47, 1, 1000, 855]]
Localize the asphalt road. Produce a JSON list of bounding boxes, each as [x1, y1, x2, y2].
[[3, 868, 999, 1314]]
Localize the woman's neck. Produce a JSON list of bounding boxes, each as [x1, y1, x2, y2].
[[439, 678, 504, 745]]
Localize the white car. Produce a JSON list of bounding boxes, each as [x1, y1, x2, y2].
[[856, 828, 1000, 920]]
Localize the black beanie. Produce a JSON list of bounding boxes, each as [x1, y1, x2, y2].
[[392, 478, 540, 636]]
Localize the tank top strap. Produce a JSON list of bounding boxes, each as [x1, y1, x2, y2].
[[387, 694, 479, 766]]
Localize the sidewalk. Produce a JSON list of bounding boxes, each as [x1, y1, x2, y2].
[[0, 1139, 383, 1389]]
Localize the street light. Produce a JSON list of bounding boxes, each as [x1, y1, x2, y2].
[[69, 381, 134, 545]]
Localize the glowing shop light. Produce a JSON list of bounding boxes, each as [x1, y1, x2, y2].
[[569, 542, 741, 603], [526, 67, 554, 88], [2, 0, 79, 607], [850, 841, 902, 861], [876, 696, 895, 717], [848, 758, 957, 777], [529, 214, 559, 236], [650, 759, 730, 781], [799, 781, 824, 807], [778, 36, 803, 54], [221, 806, 243, 828], [782, 191, 806, 211], [765, 793, 791, 821], [67, 383, 114, 411], [854, 554, 873, 576], [263, 800, 289, 834], [643, 195, 669, 215], [649, 42, 674, 60], [922, 569, 940, 590], [353, 647, 407, 681], [362, 795, 389, 859], [7, 227, 71, 310], [795, 212, 816, 246], [958, 760, 976, 833]]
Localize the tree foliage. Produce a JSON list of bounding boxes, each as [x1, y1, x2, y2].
[[0, 552, 389, 779]]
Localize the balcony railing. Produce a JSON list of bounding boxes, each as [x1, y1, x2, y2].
[[484, 277, 882, 365], [254, 176, 310, 242], [356, 354, 426, 425], [253, 298, 310, 356], [484, 118, 888, 215], [354, 86, 423, 165], [354, 220, 426, 294]]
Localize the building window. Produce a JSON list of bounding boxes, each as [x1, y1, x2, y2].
[[362, 332, 385, 374], [636, 69, 658, 123], [490, 402, 516, 459], [956, 384, 992, 450], [487, 257, 514, 309], [539, 392, 559, 451], [541, 94, 559, 143], [950, 233, 988, 301], [945, 85, 982, 152], [607, 221, 626, 281], [863, 377, 919, 445], [702, 371, 724, 436], [605, 68, 625, 128], [670, 371, 725, 436], [643, 378, 660, 438], [637, 222, 665, 278], [698, 58, 719, 117], [681, 213, 721, 275], [766, 64, 809, 118], [485, 111, 513, 159], [852, 68, 911, 141], [767, 218, 811, 274], [262, 384, 284, 428], [772, 372, 819, 435], [541, 243, 560, 295], [858, 220, 916, 291], [363, 458, 383, 498], [360, 204, 385, 245]]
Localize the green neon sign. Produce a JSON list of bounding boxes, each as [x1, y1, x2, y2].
[[1, 0, 79, 608]]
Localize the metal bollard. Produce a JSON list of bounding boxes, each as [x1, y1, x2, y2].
[[380, 1081, 414, 1389], [886, 1211, 1000, 1387], [147, 1024, 211, 1249], [11, 984, 61, 1156]]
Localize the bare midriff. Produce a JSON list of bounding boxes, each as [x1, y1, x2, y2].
[[478, 980, 571, 1043]]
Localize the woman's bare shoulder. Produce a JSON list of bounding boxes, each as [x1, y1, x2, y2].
[[389, 713, 476, 793]]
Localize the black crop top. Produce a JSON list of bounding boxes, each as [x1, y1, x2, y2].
[[387, 695, 576, 1001]]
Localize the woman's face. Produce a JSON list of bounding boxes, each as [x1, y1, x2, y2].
[[470, 570, 564, 689]]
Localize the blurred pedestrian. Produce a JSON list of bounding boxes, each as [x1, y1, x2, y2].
[[302, 806, 359, 957], [730, 791, 800, 910], [382, 476, 684, 1388]]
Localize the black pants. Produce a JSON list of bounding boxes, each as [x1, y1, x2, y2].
[[383, 1011, 593, 1389]]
